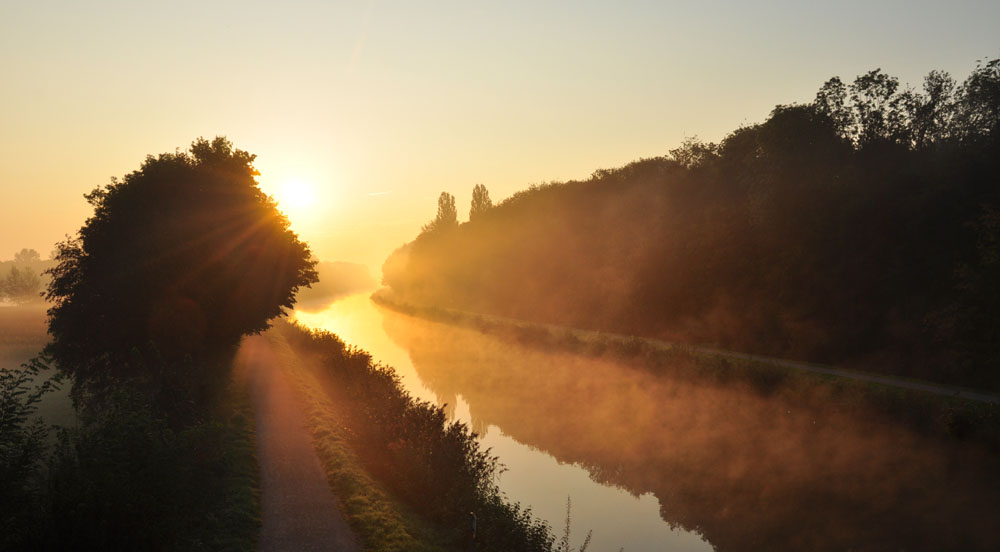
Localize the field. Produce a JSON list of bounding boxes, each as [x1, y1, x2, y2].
[[0, 304, 75, 429]]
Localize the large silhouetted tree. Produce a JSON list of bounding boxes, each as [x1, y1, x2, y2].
[[46, 137, 318, 404]]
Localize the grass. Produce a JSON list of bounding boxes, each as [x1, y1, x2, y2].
[[0, 304, 49, 369], [264, 324, 453, 552]]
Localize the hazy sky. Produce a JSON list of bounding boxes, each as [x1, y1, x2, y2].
[[2, 1, 999, 270]]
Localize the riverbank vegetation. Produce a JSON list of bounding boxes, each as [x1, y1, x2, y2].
[[264, 326, 452, 551], [275, 319, 556, 551], [383, 58, 1000, 392]]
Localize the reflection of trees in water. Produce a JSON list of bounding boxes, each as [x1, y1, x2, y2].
[[380, 309, 1000, 552], [407, 346, 491, 437]]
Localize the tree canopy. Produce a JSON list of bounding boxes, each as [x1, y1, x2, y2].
[[46, 137, 318, 401]]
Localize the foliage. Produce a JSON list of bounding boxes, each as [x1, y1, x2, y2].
[[421, 192, 459, 235], [470, 184, 493, 221], [0, 357, 59, 549], [279, 321, 554, 551], [13, 249, 41, 264], [45, 136, 318, 405], [556, 497, 591, 552], [268, 330, 449, 552], [38, 381, 259, 551], [382, 58, 1000, 390], [1, 265, 42, 304]]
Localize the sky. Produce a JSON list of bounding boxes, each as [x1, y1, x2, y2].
[[2, 0, 999, 272]]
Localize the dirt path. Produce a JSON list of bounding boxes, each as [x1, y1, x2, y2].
[[240, 335, 360, 552]]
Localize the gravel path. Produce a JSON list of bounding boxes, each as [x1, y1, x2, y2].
[[242, 335, 360, 552]]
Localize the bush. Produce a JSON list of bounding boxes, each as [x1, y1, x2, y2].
[[0, 357, 59, 549]]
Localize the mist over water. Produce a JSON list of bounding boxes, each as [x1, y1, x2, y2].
[[294, 293, 1000, 551], [295, 294, 711, 551]]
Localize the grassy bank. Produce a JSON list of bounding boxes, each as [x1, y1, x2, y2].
[[372, 290, 1000, 450], [271, 319, 555, 552]]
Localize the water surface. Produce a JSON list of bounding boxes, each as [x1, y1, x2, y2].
[[294, 293, 999, 551]]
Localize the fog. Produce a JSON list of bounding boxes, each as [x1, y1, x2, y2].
[[297, 294, 1000, 551]]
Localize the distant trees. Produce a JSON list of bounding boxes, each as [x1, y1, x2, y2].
[[0, 250, 46, 304], [470, 184, 493, 221], [0, 266, 41, 304], [46, 136, 318, 406], [382, 57, 1000, 390], [13, 249, 40, 264], [421, 191, 459, 235]]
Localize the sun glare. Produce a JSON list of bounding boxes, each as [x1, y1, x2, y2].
[[276, 179, 315, 211]]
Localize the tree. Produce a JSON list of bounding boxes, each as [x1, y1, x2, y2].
[[470, 184, 493, 221], [953, 57, 1000, 141], [1, 266, 42, 304], [46, 137, 318, 403], [814, 76, 854, 139], [668, 137, 718, 169], [13, 248, 40, 264], [907, 70, 956, 148], [421, 191, 458, 234], [850, 69, 909, 147]]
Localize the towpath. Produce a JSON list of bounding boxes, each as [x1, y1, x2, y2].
[[239, 335, 360, 552]]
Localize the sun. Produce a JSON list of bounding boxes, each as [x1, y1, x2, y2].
[[275, 178, 315, 212]]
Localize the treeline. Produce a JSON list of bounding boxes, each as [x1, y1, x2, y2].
[[383, 58, 1000, 391], [2, 138, 316, 549]]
